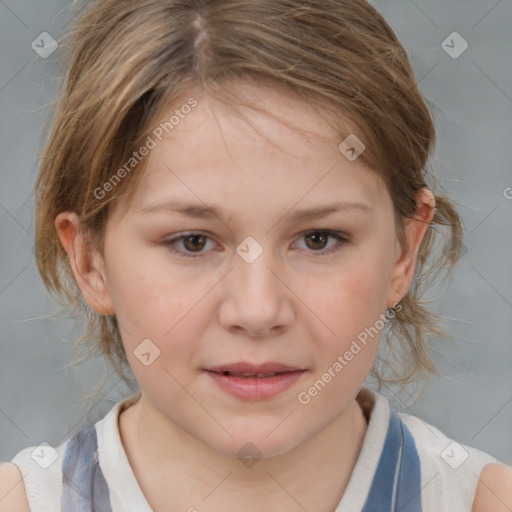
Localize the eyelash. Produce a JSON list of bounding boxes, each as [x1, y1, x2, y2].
[[162, 230, 350, 258]]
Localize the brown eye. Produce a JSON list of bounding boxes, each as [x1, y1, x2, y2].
[[304, 231, 329, 250], [163, 232, 215, 258], [296, 230, 349, 256], [182, 234, 207, 252]]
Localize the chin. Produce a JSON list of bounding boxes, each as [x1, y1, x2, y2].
[[200, 422, 306, 461]]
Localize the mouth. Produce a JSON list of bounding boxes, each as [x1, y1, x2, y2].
[[205, 361, 305, 377], [204, 362, 306, 400], [209, 370, 301, 378]]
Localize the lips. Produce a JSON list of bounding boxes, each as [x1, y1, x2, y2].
[[205, 362, 304, 378], [205, 362, 306, 400]]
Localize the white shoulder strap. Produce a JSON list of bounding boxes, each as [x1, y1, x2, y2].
[[400, 412, 499, 511], [11, 441, 67, 512]]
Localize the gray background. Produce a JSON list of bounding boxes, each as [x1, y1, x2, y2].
[[1, 0, 511, 468]]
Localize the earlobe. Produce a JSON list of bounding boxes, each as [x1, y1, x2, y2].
[[386, 188, 435, 308], [55, 212, 115, 315]]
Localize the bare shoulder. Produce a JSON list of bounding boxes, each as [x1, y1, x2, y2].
[[471, 462, 512, 512], [0, 462, 30, 512]]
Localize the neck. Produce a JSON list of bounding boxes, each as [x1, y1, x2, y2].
[[119, 391, 370, 512]]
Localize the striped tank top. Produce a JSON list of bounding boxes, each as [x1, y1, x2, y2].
[[10, 387, 502, 511]]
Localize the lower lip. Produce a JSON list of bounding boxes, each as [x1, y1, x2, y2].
[[205, 370, 305, 400]]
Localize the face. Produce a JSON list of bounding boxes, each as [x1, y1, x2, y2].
[[60, 83, 429, 459]]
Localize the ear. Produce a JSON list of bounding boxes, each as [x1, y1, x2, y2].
[[387, 188, 435, 308], [55, 212, 115, 315]]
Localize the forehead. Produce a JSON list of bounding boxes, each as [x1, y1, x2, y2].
[[116, 83, 390, 220]]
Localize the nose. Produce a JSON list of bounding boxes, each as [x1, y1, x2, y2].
[[217, 244, 294, 338]]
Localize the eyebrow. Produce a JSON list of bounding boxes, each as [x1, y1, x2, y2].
[[138, 199, 372, 222]]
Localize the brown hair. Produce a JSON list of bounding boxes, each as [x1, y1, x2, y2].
[[35, 0, 463, 392]]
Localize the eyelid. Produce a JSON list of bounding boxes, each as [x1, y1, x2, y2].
[[162, 231, 217, 258], [294, 229, 350, 255]]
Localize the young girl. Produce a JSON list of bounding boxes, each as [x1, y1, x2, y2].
[[1, 0, 511, 511]]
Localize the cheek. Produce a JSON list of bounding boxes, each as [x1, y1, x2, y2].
[[295, 268, 387, 409], [115, 269, 206, 389], [105, 251, 216, 373], [307, 257, 391, 332], [295, 249, 393, 380], [104, 238, 184, 323], [113, 273, 201, 337]]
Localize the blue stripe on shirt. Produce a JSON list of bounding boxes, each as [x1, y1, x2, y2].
[[61, 425, 112, 512], [362, 402, 422, 512]]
